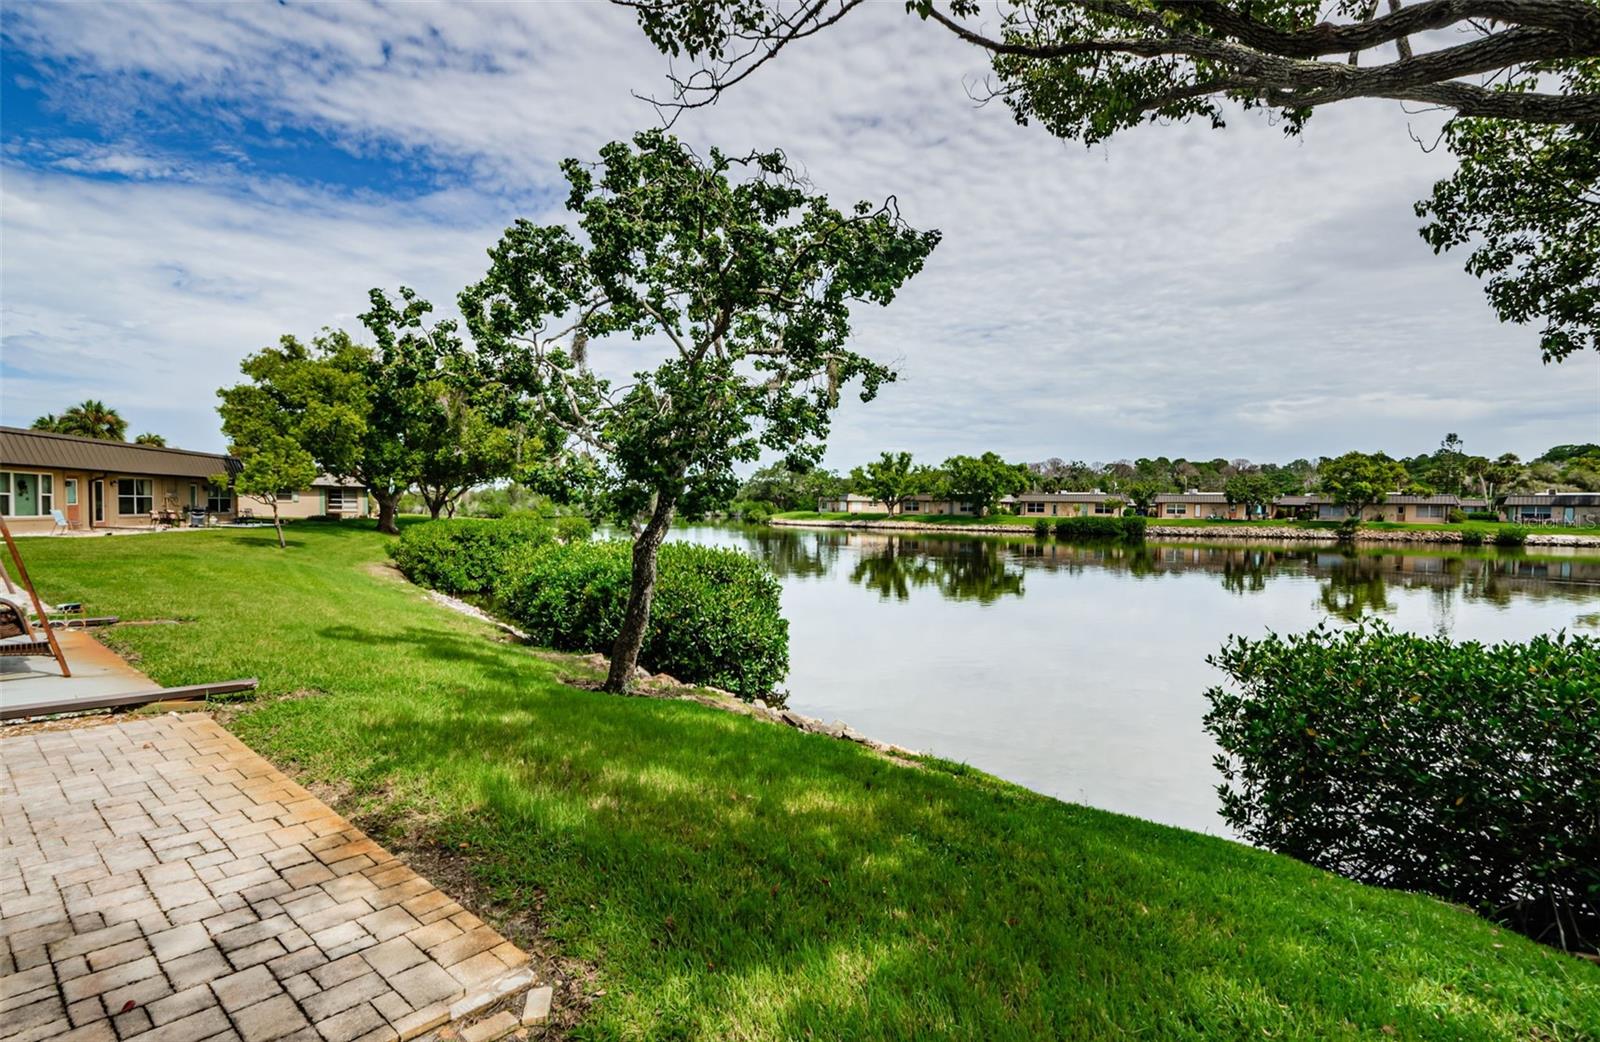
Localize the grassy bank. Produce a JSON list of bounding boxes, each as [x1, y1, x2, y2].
[[22, 523, 1598, 1040]]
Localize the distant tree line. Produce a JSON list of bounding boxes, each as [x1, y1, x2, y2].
[[736, 436, 1600, 516]]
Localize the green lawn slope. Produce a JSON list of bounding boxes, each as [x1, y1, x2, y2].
[[22, 522, 1597, 1041]]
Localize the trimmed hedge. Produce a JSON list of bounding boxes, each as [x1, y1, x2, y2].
[[390, 517, 558, 596], [494, 540, 788, 699], [1204, 622, 1600, 952], [1052, 516, 1146, 542], [1466, 510, 1499, 521]]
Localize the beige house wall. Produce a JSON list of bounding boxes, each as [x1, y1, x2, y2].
[[2, 466, 241, 534], [4, 465, 368, 534], [240, 486, 369, 520]]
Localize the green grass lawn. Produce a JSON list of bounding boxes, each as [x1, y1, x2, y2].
[[22, 523, 1598, 1041]]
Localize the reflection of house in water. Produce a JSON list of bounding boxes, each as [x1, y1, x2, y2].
[[735, 526, 1600, 625]]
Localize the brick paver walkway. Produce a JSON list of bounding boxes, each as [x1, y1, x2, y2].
[[1, 716, 531, 1042]]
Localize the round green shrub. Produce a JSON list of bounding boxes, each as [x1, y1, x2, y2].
[[1446, 508, 1466, 524], [1494, 525, 1530, 547], [1459, 527, 1487, 546], [390, 517, 556, 596], [1032, 518, 1051, 538], [494, 540, 788, 699], [1205, 622, 1600, 952]]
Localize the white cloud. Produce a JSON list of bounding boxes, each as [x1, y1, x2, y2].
[[1, 1, 1595, 462]]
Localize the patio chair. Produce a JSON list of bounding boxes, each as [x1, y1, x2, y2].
[[50, 509, 69, 535]]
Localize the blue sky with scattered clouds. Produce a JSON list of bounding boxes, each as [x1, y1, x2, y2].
[[2, 2, 1595, 466]]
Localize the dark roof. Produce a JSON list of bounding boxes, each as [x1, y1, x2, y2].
[[1016, 491, 1113, 501], [1291, 494, 1463, 506], [1274, 495, 1316, 506], [0, 426, 238, 480], [1504, 493, 1600, 506], [1154, 492, 1228, 503]]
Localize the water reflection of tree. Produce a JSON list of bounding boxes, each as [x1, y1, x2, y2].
[[737, 527, 841, 579], [1316, 555, 1395, 622], [849, 538, 1024, 604]]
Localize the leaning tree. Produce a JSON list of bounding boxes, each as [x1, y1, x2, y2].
[[623, 0, 1600, 361], [461, 130, 939, 693]]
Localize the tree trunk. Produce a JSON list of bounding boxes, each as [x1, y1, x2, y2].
[[604, 493, 677, 694], [374, 490, 400, 535], [272, 503, 285, 549], [428, 498, 444, 520]]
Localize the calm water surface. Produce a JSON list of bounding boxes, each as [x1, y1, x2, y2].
[[669, 524, 1600, 836]]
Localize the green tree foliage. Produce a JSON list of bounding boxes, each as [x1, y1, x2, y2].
[[941, 452, 1029, 515], [216, 368, 320, 549], [1417, 62, 1599, 362], [851, 451, 921, 514], [33, 399, 129, 440], [361, 288, 533, 523], [1318, 451, 1407, 524], [737, 463, 847, 512], [1123, 479, 1160, 516], [133, 432, 167, 447], [627, 2, 1600, 362], [1223, 472, 1276, 517], [460, 130, 938, 693]]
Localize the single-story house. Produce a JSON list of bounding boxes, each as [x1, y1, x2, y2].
[[817, 493, 892, 514], [1, 426, 372, 533], [1501, 492, 1600, 525], [1152, 492, 1257, 520], [1299, 493, 1463, 523], [252, 476, 371, 521], [1, 426, 240, 534], [1012, 492, 1121, 517], [817, 494, 981, 515]]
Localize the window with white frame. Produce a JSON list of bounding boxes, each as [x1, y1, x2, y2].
[[207, 487, 232, 513], [0, 471, 56, 516], [1414, 504, 1446, 519], [328, 488, 360, 512], [1025, 501, 1045, 514], [1165, 503, 1187, 516], [65, 478, 78, 506], [1093, 502, 1116, 515], [117, 478, 154, 516]]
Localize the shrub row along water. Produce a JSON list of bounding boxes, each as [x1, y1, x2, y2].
[[1034, 515, 1147, 541], [1204, 621, 1599, 953], [391, 518, 787, 700]]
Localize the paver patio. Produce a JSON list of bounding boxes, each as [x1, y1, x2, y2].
[[0, 715, 533, 1042]]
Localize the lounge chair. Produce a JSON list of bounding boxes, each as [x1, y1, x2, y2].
[[50, 509, 70, 535]]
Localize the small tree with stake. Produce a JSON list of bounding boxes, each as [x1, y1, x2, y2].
[[462, 130, 939, 693]]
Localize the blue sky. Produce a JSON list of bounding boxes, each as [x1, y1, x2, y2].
[[2, 1, 1595, 466]]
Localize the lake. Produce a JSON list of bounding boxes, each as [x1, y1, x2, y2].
[[669, 524, 1600, 836]]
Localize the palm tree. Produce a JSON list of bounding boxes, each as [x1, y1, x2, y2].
[[30, 414, 64, 432], [58, 400, 128, 441], [133, 432, 167, 447]]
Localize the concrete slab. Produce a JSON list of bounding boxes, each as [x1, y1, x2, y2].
[[0, 629, 155, 717]]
